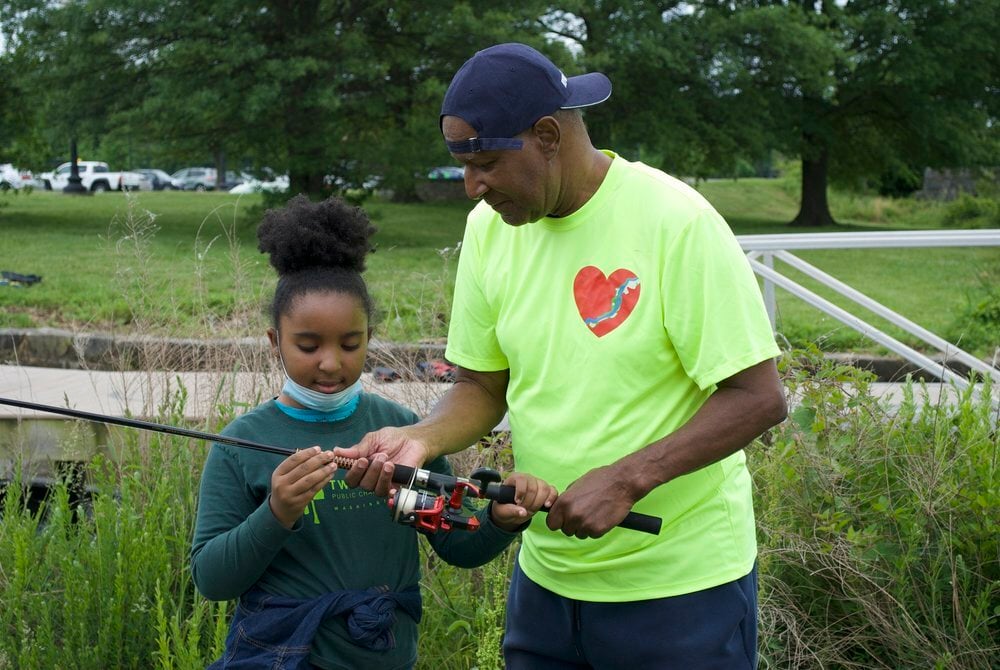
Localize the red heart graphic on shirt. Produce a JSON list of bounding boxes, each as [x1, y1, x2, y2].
[[573, 266, 641, 337]]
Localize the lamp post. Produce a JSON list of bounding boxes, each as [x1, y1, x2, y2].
[[63, 139, 90, 195]]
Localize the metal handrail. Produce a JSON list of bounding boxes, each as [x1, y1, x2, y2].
[[738, 229, 1000, 250], [736, 229, 1000, 389]]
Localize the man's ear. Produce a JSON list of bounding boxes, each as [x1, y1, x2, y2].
[[531, 116, 561, 159], [267, 327, 279, 353]]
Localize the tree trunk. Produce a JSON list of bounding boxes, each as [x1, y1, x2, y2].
[[289, 172, 325, 197], [791, 146, 836, 227], [64, 138, 89, 195], [214, 148, 228, 191]]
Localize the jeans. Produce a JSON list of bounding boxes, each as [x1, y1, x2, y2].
[[503, 562, 758, 669]]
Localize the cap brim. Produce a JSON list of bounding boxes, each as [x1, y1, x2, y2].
[[561, 72, 612, 109]]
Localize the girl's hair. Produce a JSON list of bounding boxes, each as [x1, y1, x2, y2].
[[257, 194, 377, 328]]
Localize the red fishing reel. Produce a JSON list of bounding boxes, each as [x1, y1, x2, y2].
[[388, 480, 481, 533], [388, 468, 503, 533]]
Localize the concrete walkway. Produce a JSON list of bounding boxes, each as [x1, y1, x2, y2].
[[0, 364, 452, 420], [0, 364, 460, 475]]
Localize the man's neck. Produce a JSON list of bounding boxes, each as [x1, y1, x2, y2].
[[551, 148, 612, 218]]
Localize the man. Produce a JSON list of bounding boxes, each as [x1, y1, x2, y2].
[[336, 42, 787, 668]]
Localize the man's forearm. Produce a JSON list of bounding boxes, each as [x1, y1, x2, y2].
[[406, 367, 509, 460], [621, 359, 787, 501]]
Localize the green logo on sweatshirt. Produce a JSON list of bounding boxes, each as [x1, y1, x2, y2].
[[303, 479, 383, 524]]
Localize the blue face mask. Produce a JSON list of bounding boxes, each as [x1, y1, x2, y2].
[[275, 333, 362, 419], [280, 376, 362, 416]]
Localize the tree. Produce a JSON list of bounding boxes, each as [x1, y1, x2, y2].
[[537, 1, 780, 185], [2, 0, 551, 197], [539, 1, 998, 226], [9, 0, 991, 218], [0, 48, 19, 161], [1, 0, 148, 169], [705, 0, 1000, 226]]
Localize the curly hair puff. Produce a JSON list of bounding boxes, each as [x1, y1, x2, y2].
[[256, 194, 378, 328]]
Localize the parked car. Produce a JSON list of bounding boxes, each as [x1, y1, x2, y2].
[[39, 161, 151, 192], [133, 168, 180, 191], [323, 173, 383, 193], [415, 166, 466, 202], [171, 167, 244, 191], [170, 167, 216, 191], [0, 164, 36, 190], [224, 171, 246, 189], [426, 166, 464, 181]]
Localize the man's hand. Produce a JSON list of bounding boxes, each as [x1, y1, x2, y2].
[[545, 463, 637, 539], [269, 447, 338, 529], [490, 472, 559, 532], [546, 359, 786, 539], [333, 426, 430, 497], [334, 366, 511, 497]]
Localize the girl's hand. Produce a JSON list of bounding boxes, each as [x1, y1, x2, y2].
[[269, 447, 338, 528], [489, 472, 558, 532]]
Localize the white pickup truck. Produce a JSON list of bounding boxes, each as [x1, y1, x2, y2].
[[40, 161, 151, 192]]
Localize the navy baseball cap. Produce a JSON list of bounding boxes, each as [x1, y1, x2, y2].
[[441, 43, 612, 154]]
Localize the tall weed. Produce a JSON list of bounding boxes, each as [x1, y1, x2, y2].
[[373, 241, 461, 344], [415, 434, 517, 670], [3, 355, 998, 667], [755, 350, 999, 668], [0, 426, 228, 668], [947, 263, 1000, 360], [942, 194, 1000, 229]]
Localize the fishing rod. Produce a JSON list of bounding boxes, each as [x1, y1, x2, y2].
[[0, 396, 661, 536]]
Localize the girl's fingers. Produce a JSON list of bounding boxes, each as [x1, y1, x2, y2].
[[515, 477, 537, 507], [503, 474, 557, 512], [274, 448, 337, 497], [298, 458, 338, 493], [275, 446, 323, 475]]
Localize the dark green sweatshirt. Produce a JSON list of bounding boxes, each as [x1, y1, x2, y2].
[[191, 394, 520, 670]]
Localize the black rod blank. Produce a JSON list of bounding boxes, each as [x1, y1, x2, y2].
[[0, 396, 292, 456]]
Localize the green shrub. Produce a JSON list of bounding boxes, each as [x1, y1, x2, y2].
[[754, 350, 999, 668], [947, 264, 1000, 357], [942, 194, 1000, 228]]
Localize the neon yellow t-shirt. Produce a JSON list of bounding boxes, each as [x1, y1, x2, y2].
[[446, 152, 780, 601]]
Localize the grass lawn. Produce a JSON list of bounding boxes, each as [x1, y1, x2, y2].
[[0, 183, 997, 357]]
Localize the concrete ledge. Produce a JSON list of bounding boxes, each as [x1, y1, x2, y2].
[[821, 352, 988, 382], [0, 328, 446, 372], [1, 328, 995, 381], [0, 328, 268, 370]]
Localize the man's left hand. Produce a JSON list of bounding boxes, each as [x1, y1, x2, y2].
[[545, 463, 637, 539]]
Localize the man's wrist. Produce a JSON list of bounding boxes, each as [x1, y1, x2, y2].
[[617, 449, 665, 502], [402, 424, 443, 464]]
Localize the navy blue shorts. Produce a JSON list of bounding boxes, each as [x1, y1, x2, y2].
[[503, 561, 758, 669]]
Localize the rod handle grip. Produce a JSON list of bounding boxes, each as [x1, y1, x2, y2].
[[485, 483, 662, 535]]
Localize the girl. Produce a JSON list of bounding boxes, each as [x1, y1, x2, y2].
[[192, 195, 555, 670]]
